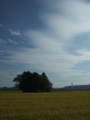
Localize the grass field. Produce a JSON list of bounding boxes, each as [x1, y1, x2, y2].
[[0, 91, 90, 120]]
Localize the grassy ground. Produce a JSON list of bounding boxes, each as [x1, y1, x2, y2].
[[0, 91, 90, 120]]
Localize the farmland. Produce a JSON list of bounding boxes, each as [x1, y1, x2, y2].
[[0, 91, 90, 120]]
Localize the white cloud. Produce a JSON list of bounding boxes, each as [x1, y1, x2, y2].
[[14, 42, 18, 44], [8, 39, 14, 43], [0, 38, 7, 43], [1, 0, 90, 87], [10, 29, 21, 36], [0, 38, 18, 44], [8, 39, 18, 44], [41, 0, 90, 41], [0, 24, 2, 27], [4, 31, 90, 79]]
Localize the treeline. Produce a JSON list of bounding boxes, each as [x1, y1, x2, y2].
[[13, 71, 53, 92], [0, 87, 19, 91]]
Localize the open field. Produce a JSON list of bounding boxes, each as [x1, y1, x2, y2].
[[0, 91, 90, 120]]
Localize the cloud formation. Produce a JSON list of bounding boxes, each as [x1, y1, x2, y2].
[[10, 29, 21, 36], [8, 39, 18, 44], [0, 39, 7, 43], [21, 0, 90, 78], [1, 0, 90, 87], [41, 0, 90, 41]]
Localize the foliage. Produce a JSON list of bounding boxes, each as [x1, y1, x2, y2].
[[13, 71, 52, 92], [0, 91, 90, 120]]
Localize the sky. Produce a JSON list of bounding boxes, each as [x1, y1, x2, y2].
[[1, 0, 90, 88]]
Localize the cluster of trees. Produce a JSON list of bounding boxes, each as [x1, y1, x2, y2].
[[13, 71, 53, 92]]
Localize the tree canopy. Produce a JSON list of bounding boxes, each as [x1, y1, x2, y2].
[[13, 71, 53, 92]]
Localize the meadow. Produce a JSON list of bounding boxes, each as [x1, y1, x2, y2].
[[0, 91, 90, 120]]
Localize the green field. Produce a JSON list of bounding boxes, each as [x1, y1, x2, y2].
[[0, 91, 90, 120]]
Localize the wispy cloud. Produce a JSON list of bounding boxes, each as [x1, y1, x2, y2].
[[8, 39, 18, 44], [0, 39, 7, 43], [1, 0, 90, 87], [41, 0, 90, 41], [10, 29, 21, 36], [0, 38, 18, 44]]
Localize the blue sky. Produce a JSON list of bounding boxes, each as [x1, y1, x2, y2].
[[1, 0, 90, 88]]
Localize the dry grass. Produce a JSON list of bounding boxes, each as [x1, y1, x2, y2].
[[0, 91, 90, 120]]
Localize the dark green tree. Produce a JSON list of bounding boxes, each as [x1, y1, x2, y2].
[[42, 72, 52, 92], [13, 71, 53, 92]]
